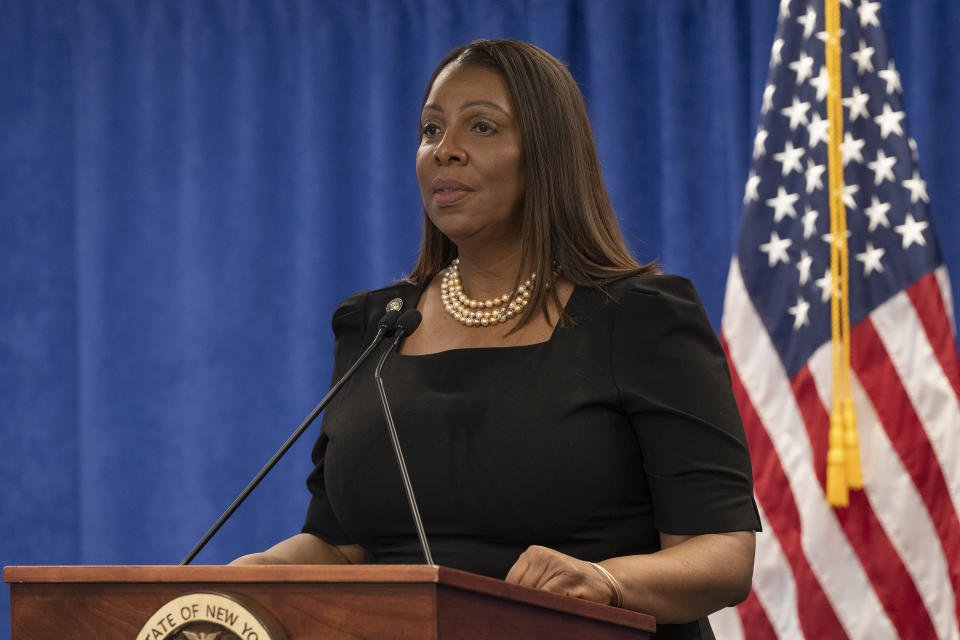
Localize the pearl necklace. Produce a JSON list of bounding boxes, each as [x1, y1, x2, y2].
[[440, 258, 536, 327]]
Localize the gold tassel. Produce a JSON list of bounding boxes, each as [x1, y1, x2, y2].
[[827, 411, 849, 507], [823, 0, 859, 508], [843, 396, 863, 488]]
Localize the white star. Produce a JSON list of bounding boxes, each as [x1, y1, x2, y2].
[[796, 250, 814, 285], [753, 127, 769, 159], [805, 158, 826, 193], [760, 231, 793, 267], [874, 103, 906, 139], [788, 296, 812, 329], [843, 86, 871, 122], [781, 97, 811, 130], [878, 60, 902, 94], [867, 149, 897, 185], [851, 39, 876, 74], [787, 298, 812, 331], [807, 112, 830, 147], [762, 83, 776, 114], [815, 269, 834, 302], [810, 66, 831, 102], [822, 229, 851, 250], [858, 1, 882, 28], [843, 183, 860, 210], [902, 170, 930, 203], [780, 0, 792, 18], [771, 38, 785, 66], [816, 27, 846, 44], [908, 137, 919, 161], [856, 241, 886, 276], [798, 7, 818, 39], [773, 141, 805, 177], [744, 171, 761, 204], [840, 132, 865, 166], [802, 207, 819, 239], [766, 186, 800, 222], [789, 52, 816, 85], [895, 213, 930, 248], [839, 0, 853, 8], [863, 195, 891, 232]]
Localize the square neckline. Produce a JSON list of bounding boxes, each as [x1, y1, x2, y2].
[[395, 282, 581, 359]]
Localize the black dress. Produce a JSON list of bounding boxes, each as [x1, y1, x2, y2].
[[303, 274, 760, 640]]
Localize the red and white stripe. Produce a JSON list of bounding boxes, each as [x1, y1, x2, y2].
[[710, 259, 960, 639]]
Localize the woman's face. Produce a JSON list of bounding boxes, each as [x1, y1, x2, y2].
[[416, 64, 524, 248]]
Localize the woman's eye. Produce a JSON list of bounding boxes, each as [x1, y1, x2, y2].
[[473, 121, 494, 134], [421, 123, 440, 137]]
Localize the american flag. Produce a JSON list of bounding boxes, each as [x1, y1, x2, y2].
[[710, 0, 960, 638]]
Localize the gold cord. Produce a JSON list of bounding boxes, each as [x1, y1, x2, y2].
[[823, 0, 861, 506]]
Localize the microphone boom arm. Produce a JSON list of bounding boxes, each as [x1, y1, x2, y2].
[[180, 323, 394, 566], [374, 326, 435, 566]]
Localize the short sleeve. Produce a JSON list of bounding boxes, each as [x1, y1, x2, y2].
[[610, 276, 761, 535], [301, 291, 370, 544]]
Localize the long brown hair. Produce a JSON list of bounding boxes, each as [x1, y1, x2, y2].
[[409, 39, 657, 327]]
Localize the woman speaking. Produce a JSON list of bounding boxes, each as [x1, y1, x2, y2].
[[233, 39, 760, 640]]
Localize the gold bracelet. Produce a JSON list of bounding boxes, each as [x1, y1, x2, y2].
[[590, 562, 624, 608]]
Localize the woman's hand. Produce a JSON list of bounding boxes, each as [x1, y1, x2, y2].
[[227, 533, 365, 566], [503, 531, 755, 622], [504, 545, 619, 606], [229, 552, 274, 566]]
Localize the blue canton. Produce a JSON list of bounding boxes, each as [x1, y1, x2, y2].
[[738, 0, 944, 378]]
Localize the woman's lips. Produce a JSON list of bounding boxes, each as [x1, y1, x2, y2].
[[434, 189, 471, 205], [432, 178, 474, 205]]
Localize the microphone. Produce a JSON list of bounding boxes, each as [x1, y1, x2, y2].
[[373, 309, 434, 565], [180, 298, 405, 565], [394, 308, 422, 337]]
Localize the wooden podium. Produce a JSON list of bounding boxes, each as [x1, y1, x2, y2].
[[5, 565, 655, 639]]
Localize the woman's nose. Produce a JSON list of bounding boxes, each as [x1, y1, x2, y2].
[[434, 131, 466, 164]]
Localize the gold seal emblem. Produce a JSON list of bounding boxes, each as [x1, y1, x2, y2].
[[386, 298, 404, 312], [137, 592, 286, 640]]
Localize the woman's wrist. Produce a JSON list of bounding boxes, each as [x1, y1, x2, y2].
[[589, 562, 624, 607]]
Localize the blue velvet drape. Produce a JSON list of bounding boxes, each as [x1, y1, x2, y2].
[[2, 1, 958, 635]]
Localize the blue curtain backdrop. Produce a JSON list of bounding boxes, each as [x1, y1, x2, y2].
[[2, 0, 958, 634]]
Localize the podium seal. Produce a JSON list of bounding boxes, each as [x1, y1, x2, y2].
[[137, 592, 286, 640]]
